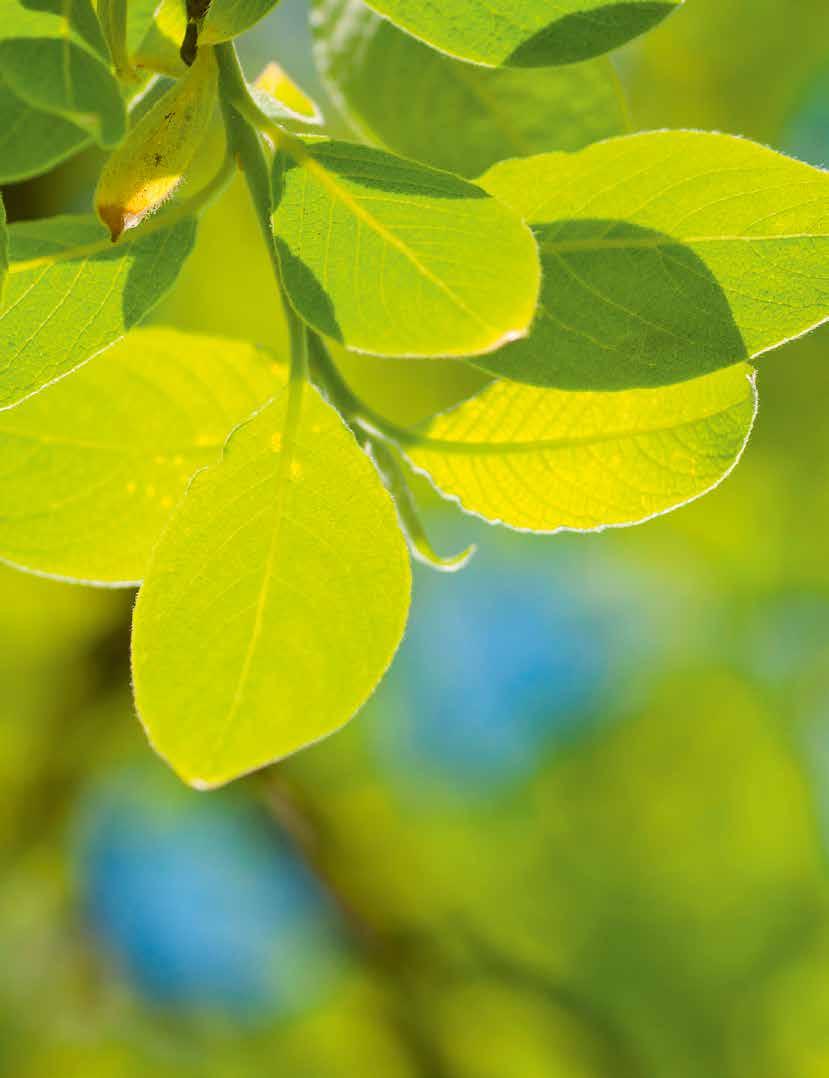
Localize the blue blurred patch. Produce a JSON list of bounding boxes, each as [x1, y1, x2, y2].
[[74, 767, 346, 1018], [782, 64, 829, 167], [370, 539, 654, 800]]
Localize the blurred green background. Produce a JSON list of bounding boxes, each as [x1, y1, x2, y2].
[[4, 1, 829, 1074]]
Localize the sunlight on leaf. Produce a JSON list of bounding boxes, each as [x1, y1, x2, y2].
[[272, 139, 540, 358], [0, 215, 196, 410], [95, 49, 217, 241], [477, 132, 829, 390], [408, 364, 757, 532], [132, 382, 411, 788], [0, 328, 282, 584]]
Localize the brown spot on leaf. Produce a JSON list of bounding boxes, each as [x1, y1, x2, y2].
[[99, 204, 125, 243]]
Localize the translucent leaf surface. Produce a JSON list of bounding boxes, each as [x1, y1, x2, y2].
[[0, 215, 196, 410], [94, 49, 217, 240], [0, 329, 281, 584], [408, 365, 757, 532], [477, 132, 829, 389], [252, 61, 323, 128], [132, 383, 411, 788], [271, 139, 540, 357]]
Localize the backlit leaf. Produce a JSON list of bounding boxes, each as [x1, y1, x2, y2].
[[253, 61, 323, 128], [477, 132, 829, 390], [408, 364, 757, 532], [132, 382, 411, 788], [131, 0, 186, 77], [360, 0, 683, 68], [272, 138, 540, 357], [95, 48, 217, 241], [0, 328, 281, 584], [0, 215, 196, 410], [313, 0, 628, 177]]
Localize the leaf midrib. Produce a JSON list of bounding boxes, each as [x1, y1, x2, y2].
[[201, 382, 306, 777], [283, 139, 502, 338], [418, 389, 751, 456], [541, 231, 828, 254]]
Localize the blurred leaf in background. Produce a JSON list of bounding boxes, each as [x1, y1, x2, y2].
[[5, 0, 829, 1074]]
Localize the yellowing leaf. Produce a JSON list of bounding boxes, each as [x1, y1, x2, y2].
[[408, 365, 758, 532], [0, 329, 282, 584], [132, 382, 411, 788], [253, 61, 323, 126], [131, 0, 187, 77], [95, 48, 217, 241]]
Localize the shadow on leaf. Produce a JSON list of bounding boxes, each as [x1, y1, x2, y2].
[[507, 2, 679, 67], [474, 219, 748, 391]]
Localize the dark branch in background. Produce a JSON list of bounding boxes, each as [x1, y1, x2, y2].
[[452, 923, 646, 1078], [258, 774, 645, 1078]]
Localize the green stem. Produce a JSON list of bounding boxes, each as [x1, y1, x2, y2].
[[216, 40, 309, 395], [307, 334, 424, 447], [216, 43, 282, 281], [368, 439, 475, 572], [98, 0, 135, 81], [286, 302, 309, 390], [307, 336, 475, 570]]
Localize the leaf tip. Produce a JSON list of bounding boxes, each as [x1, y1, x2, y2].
[[98, 203, 127, 243]]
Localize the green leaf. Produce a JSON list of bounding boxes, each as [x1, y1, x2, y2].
[[133, 0, 281, 75], [0, 215, 196, 411], [313, 0, 628, 177], [0, 328, 282, 584], [202, 0, 283, 43], [252, 61, 323, 129], [0, 195, 7, 307], [271, 138, 540, 358], [0, 0, 127, 147], [132, 382, 411, 788], [408, 364, 758, 532], [477, 132, 829, 390], [359, 0, 683, 67], [0, 75, 90, 184], [131, 0, 186, 77]]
